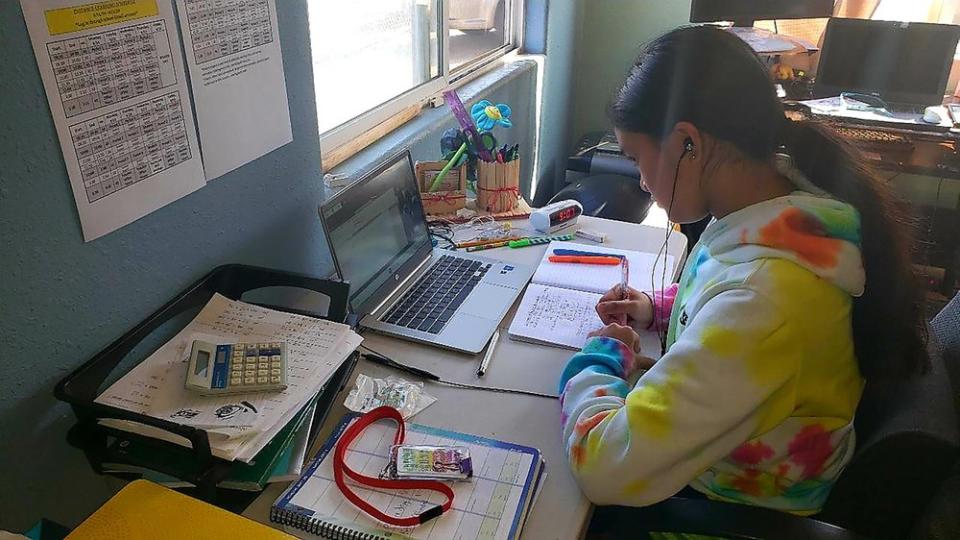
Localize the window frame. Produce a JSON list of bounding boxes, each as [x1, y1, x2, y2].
[[318, 0, 523, 159]]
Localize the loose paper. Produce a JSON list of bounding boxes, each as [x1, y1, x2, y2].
[[96, 294, 361, 462], [21, 0, 206, 241], [175, 0, 293, 180]]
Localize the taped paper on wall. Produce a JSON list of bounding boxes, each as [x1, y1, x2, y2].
[[21, 0, 206, 241]]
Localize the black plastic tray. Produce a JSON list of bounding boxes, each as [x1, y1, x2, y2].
[[54, 264, 356, 505]]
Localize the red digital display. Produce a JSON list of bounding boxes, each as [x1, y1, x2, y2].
[[550, 205, 580, 225]]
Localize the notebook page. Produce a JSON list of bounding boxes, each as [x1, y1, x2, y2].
[[507, 283, 603, 350], [277, 417, 541, 540], [531, 241, 674, 295]]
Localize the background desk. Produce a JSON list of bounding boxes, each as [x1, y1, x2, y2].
[[244, 215, 688, 539]]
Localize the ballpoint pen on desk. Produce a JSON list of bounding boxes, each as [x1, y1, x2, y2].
[[360, 351, 440, 381], [477, 329, 500, 377]]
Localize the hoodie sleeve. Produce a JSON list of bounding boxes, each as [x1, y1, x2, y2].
[[646, 283, 678, 332], [559, 287, 800, 505]]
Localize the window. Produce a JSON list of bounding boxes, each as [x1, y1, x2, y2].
[[307, 1, 521, 159], [449, 0, 514, 71]]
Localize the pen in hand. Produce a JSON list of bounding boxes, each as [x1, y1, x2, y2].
[[618, 258, 630, 326]]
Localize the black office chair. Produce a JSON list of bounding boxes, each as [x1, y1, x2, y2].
[[910, 292, 960, 540], [548, 174, 653, 224], [589, 293, 960, 540]]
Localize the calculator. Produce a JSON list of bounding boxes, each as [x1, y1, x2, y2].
[[185, 340, 288, 395]]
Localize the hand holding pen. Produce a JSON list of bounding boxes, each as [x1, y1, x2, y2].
[[595, 284, 654, 335]]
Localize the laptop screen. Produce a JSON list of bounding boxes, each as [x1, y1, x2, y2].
[[321, 152, 431, 312], [816, 19, 960, 106]]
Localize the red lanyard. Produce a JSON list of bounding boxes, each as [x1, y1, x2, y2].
[[333, 406, 455, 527]]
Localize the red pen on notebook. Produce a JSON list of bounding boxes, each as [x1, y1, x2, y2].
[[547, 255, 623, 265]]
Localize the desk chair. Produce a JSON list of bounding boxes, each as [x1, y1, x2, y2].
[[911, 292, 960, 539], [589, 292, 960, 540]]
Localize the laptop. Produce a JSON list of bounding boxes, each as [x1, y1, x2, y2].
[[814, 18, 960, 120], [319, 151, 534, 354]]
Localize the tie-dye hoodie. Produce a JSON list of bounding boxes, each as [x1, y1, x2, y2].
[[559, 192, 866, 514]]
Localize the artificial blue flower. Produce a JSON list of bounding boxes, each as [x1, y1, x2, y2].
[[470, 100, 512, 131]]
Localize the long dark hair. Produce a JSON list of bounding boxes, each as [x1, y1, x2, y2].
[[609, 26, 927, 380]]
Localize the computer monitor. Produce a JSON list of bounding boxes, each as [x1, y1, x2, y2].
[[690, 0, 835, 27], [815, 18, 960, 107]]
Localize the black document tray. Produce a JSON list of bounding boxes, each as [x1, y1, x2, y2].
[[54, 264, 356, 508]]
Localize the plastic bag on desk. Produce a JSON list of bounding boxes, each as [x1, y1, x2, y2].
[[343, 374, 437, 419]]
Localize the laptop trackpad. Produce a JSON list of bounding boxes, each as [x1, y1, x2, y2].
[[441, 313, 497, 353], [458, 284, 516, 319]]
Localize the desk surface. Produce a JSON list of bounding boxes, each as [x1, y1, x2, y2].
[[244, 215, 688, 539]]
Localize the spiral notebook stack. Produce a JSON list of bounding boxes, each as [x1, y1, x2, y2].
[[271, 412, 545, 540]]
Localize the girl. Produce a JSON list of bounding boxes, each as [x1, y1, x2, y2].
[[559, 26, 927, 515]]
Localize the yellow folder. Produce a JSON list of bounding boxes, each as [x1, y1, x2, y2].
[[67, 480, 294, 539]]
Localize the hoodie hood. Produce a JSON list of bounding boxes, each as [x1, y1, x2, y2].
[[699, 189, 865, 297]]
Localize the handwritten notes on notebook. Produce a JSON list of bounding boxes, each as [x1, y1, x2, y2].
[[510, 284, 603, 349], [508, 241, 675, 349]]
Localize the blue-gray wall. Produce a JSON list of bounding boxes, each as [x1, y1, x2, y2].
[[529, 0, 692, 201], [532, 0, 582, 202], [0, 0, 328, 530], [0, 1, 537, 530], [570, 0, 690, 148]]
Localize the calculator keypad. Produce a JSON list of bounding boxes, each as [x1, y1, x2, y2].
[[215, 342, 286, 393]]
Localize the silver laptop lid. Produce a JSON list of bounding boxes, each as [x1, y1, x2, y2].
[[319, 151, 433, 315]]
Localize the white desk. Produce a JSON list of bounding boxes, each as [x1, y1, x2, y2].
[[245, 215, 687, 539]]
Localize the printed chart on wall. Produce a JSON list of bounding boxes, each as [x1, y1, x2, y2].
[[175, 0, 292, 180], [21, 0, 206, 241]]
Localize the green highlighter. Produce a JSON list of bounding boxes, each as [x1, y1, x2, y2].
[[508, 234, 575, 248]]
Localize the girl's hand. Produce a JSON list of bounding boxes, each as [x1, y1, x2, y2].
[[587, 323, 656, 370], [596, 286, 654, 334]]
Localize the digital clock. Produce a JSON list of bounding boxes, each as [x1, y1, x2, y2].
[[530, 200, 584, 233]]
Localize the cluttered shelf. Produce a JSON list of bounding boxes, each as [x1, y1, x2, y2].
[[54, 265, 363, 509]]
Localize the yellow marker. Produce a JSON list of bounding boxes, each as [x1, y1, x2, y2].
[[45, 0, 158, 36]]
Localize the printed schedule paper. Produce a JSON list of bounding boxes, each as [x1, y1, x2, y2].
[[21, 0, 206, 241], [175, 0, 293, 180]]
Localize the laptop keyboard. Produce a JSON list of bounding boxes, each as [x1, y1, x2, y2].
[[381, 255, 492, 334]]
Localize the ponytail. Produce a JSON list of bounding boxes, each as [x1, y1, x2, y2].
[[780, 121, 929, 379], [610, 26, 928, 380]]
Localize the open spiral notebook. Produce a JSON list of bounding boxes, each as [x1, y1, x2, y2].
[[508, 241, 673, 349], [271, 412, 545, 540]]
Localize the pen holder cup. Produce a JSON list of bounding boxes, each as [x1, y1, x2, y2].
[[477, 159, 521, 214]]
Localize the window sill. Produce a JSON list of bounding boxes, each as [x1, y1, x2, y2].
[[323, 56, 539, 198]]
